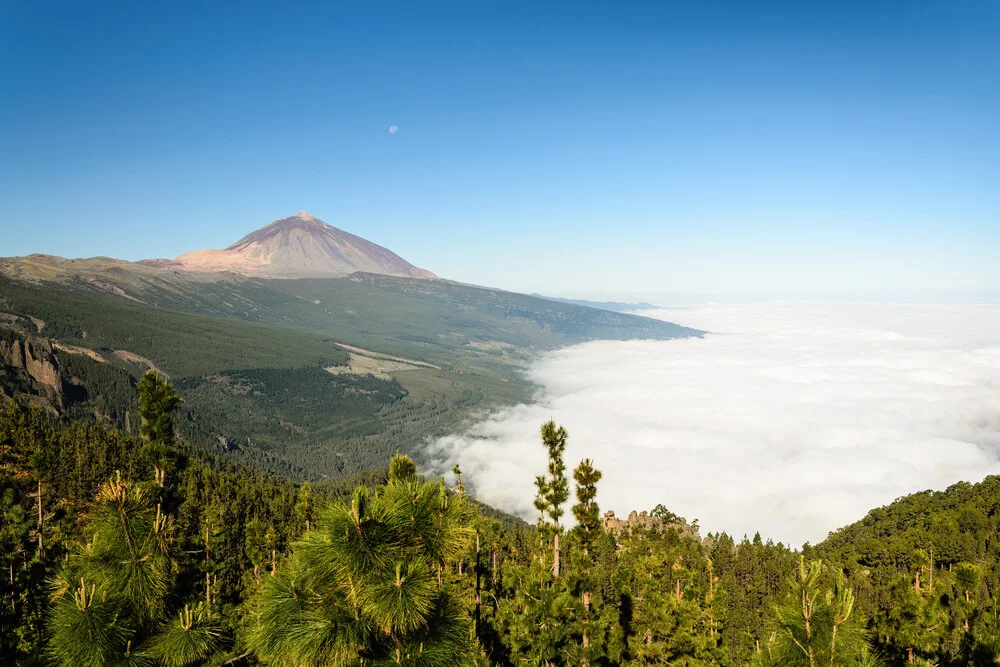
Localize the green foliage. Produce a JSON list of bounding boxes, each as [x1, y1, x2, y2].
[[0, 401, 390, 663], [138, 371, 182, 445], [46, 476, 170, 665], [389, 452, 419, 483], [145, 604, 222, 667], [174, 366, 408, 478], [814, 476, 1000, 665], [755, 557, 864, 667], [46, 581, 138, 667], [0, 276, 351, 378], [650, 503, 683, 525], [244, 473, 473, 665], [537, 421, 569, 529], [55, 348, 140, 429], [615, 524, 725, 665], [572, 458, 602, 552], [1, 269, 698, 483], [6, 388, 1000, 667]]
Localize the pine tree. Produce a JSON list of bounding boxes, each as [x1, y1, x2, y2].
[[497, 423, 584, 665], [756, 557, 866, 667], [145, 603, 221, 667], [620, 527, 718, 665], [451, 464, 465, 496], [137, 371, 182, 447], [572, 459, 602, 664], [873, 559, 949, 664], [46, 474, 223, 666], [137, 371, 183, 507], [294, 482, 314, 535], [245, 454, 473, 666], [537, 421, 569, 579]]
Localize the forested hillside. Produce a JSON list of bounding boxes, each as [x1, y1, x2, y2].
[[2, 375, 999, 666], [0, 269, 699, 480]]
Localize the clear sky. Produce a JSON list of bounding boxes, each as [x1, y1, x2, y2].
[[1, 1, 997, 298]]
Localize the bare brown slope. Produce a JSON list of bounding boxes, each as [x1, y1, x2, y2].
[[157, 211, 436, 279]]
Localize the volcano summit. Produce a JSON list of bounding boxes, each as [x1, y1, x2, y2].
[[150, 211, 436, 279]]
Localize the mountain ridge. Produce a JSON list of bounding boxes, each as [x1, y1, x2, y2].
[[142, 211, 436, 279]]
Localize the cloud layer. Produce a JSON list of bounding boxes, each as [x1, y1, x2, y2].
[[426, 303, 1000, 546]]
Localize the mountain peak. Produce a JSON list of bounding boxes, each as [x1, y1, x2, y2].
[[164, 212, 436, 280]]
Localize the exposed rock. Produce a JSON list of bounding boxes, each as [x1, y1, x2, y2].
[[603, 509, 662, 535], [52, 343, 106, 363], [113, 350, 167, 377], [5, 338, 25, 369], [24, 337, 62, 395], [603, 509, 702, 542]]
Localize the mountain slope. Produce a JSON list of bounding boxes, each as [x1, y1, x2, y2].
[[0, 272, 701, 479], [0, 219, 701, 480], [535, 294, 660, 313], [149, 211, 436, 279]]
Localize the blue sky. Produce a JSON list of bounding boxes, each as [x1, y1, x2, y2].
[[1, 1, 997, 297]]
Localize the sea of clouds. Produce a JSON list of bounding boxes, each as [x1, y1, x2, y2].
[[426, 302, 1000, 547]]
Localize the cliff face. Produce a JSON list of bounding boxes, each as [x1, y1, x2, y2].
[[0, 332, 62, 411], [23, 337, 62, 395]]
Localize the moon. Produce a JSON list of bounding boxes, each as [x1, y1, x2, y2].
[[389, 125, 399, 134]]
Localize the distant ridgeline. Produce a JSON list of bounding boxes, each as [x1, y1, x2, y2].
[[2, 397, 999, 665]]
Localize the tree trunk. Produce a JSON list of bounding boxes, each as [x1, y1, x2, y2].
[[474, 531, 481, 632], [205, 525, 211, 604], [552, 532, 560, 579], [929, 544, 934, 591], [492, 548, 498, 586], [829, 622, 839, 667], [36, 480, 43, 556]]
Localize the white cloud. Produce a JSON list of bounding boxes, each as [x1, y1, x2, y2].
[[426, 303, 1000, 547]]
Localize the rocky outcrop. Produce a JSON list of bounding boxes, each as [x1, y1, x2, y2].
[[0, 332, 61, 414], [24, 337, 62, 395], [11, 338, 24, 369], [604, 510, 661, 535], [1, 337, 26, 369], [603, 509, 702, 542]]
